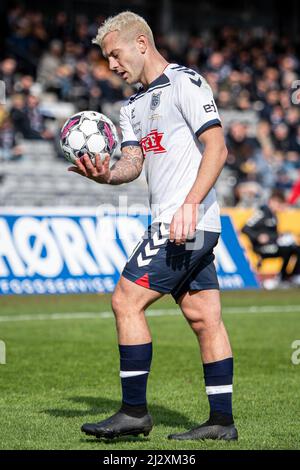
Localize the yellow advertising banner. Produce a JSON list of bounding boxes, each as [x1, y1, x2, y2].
[[222, 208, 300, 275]]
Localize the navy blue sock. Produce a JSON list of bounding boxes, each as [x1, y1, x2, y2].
[[119, 343, 152, 412], [203, 357, 233, 425]]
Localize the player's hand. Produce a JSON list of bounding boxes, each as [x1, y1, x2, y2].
[[169, 202, 199, 245], [258, 233, 270, 244], [67, 153, 111, 184]]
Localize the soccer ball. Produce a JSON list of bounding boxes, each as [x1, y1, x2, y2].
[[60, 110, 118, 164]]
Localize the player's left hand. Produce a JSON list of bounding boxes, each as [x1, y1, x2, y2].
[[169, 202, 199, 245]]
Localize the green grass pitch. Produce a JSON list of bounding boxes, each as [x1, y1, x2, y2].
[[0, 289, 300, 450]]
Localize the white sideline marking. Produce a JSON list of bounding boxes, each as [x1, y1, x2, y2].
[[0, 305, 300, 323]]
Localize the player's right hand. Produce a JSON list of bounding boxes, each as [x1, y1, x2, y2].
[[68, 153, 111, 184]]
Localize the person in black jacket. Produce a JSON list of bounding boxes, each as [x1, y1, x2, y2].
[[242, 189, 300, 284]]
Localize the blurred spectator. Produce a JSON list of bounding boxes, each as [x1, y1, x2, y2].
[[37, 40, 63, 87], [25, 94, 54, 140], [0, 58, 17, 95], [14, 74, 34, 95], [50, 12, 71, 41], [226, 122, 271, 187], [272, 123, 292, 153], [10, 94, 53, 140], [242, 189, 300, 286], [0, 107, 23, 161]]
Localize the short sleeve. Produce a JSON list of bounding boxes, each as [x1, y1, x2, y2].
[[175, 72, 221, 137], [119, 105, 140, 149]]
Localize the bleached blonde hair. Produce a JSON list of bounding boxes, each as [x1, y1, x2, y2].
[[92, 11, 155, 49]]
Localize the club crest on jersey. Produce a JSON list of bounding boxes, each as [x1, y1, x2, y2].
[[140, 130, 166, 156], [150, 91, 162, 110]]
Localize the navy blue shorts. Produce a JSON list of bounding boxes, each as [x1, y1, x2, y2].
[[122, 222, 220, 303]]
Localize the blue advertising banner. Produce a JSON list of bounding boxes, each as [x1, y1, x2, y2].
[[0, 209, 258, 295]]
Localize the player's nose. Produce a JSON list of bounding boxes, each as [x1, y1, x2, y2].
[[108, 57, 118, 71]]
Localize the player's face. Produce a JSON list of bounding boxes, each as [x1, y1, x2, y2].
[[269, 197, 284, 213], [102, 31, 144, 85]]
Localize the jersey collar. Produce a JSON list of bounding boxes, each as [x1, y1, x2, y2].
[[144, 63, 174, 92]]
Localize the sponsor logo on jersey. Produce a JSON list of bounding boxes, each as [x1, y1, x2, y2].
[[149, 114, 162, 122], [203, 100, 217, 113], [140, 130, 166, 155], [150, 91, 162, 110]]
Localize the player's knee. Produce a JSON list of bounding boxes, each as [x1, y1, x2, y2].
[[184, 304, 222, 334], [111, 289, 142, 319], [192, 316, 222, 336], [111, 291, 125, 317]]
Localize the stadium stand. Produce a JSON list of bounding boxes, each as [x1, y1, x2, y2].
[[0, 5, 299, 208]]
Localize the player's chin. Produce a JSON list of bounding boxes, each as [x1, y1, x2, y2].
[[124, 74, 135, 84]]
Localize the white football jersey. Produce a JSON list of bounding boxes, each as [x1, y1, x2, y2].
[[119, 63, 222, 232]]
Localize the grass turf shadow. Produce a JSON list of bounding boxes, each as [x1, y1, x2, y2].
[[43, 395, 197, 429]]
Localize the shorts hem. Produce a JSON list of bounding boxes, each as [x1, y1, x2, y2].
[[122, 270, 171, 295], [172, 283, 220, 303]]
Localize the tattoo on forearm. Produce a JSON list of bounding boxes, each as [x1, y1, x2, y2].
[[109, 146, 144, 185]]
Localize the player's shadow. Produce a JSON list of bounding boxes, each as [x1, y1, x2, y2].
[[44, 395, 197, 430]]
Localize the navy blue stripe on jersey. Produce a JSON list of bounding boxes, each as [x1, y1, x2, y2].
[[171, 65, 197, 75], [129, 91, 147, 103], [127, 75, 171, 105], [171, 65, 196, 75], [132, 83, 171, 103], [147, 73, 170, 90], [195, 118, 222, 137], [121, 140, 140, 149], [147, 82, 171, 94], [128, 87, 144, 104]]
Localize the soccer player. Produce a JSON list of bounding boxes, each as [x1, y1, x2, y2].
[[242, 189, 300, 286], [69, 11, 238, 441]]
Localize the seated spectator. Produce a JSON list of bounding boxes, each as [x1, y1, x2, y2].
[[25, 94, 54, 140], [37, 39, 63, 87], [242, 189, 300, 285], [0, 108, 23, 161], [289, 124, 300, 153], [226, 121, 271, 187], [256, 120, 274, 160], [235, 181, 264, 208], [0, 58, 17, 96], [10, 93, 53, 140], [47, 64, 74, 100], [272, 123, 293, 153], [14, 74, 34, 96]]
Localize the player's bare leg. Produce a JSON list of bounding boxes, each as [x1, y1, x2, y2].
[[178, 289, 232, 362], [81, 276, 163, 439], [168, 289, 238, 441], [112, 276, 163, 345]]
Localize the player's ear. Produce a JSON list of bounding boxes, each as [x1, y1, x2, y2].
[[137, 35, 147, 54]]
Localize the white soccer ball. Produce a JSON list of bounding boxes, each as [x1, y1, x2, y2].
[[60, 110, 118, 164]]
